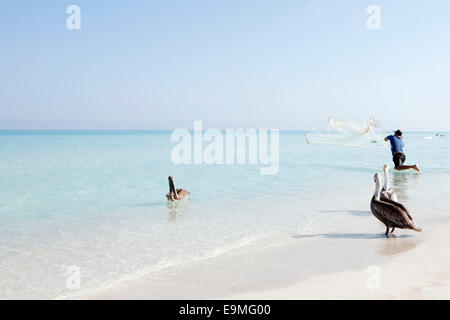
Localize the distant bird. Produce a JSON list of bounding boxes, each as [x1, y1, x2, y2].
[[371, 173, 421, 236], [166, 176, 190, 201], [381, 164, 398, 202]]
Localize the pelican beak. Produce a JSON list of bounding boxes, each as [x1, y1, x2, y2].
[[168, 176, 176, 193]]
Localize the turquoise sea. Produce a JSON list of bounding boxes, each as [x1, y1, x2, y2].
[[0, 131, 449, 298]]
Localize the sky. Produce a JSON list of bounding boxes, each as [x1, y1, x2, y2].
[[1, 0, 450, 131]]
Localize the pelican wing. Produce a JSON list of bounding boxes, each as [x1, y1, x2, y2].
[[379, 197, 413, 221], [371, 197, 415, 229], [175, 189, 189, 199]]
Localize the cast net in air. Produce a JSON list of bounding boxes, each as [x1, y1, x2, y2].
[[305, 117, 384, 147]]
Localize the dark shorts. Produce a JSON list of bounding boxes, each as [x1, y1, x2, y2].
[[393, 152, 406, 168]]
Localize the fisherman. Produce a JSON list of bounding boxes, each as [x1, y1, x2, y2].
[[384, 130, 420, 172]]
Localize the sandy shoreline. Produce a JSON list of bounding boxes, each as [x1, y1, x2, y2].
[[223, 222, 450, 300], [85, 218, 450, 300]]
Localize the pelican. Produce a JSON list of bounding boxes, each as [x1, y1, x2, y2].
[[166, 176, 190, 201], [381, 164, 398, 202], [371, 173, 421, 236]]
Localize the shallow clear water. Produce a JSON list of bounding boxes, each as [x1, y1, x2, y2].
[[0, 131, 449, 298]]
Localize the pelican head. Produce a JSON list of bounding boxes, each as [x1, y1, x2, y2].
[[382, 164, 391, 191], [373, 173, 381, 183], [373, 172, 382, 200]]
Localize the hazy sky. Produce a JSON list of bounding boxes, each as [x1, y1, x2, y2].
[[1, 1, 449, 130]]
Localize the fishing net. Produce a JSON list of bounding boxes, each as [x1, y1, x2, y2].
[[305, 117, 384, 147]]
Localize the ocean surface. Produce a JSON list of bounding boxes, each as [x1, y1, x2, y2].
[[0, 130, 449, 299]]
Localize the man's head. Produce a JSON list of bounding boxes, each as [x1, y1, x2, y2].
[[394, 130, 403, 138]]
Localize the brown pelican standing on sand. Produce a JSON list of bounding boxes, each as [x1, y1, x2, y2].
[[371, 173, 421, 236], [381, 164, 398, 202], [166, 176, 190, 201]]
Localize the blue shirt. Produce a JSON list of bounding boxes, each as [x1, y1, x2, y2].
[[386, 135, 404, 155]]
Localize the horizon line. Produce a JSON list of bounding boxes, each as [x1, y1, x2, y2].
[[1, 129, 448, 133]]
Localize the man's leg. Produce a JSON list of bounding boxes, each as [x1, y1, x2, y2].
[[393, 153, 420, 172], [395, 164, 420, 172]]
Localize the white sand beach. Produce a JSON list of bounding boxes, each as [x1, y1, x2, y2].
[[87, 220, 450, 300], [224, 222, 450, 300]]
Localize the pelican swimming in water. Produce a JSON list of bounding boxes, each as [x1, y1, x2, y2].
[[166, 176, 190, 201], [381, 164, 398, 202], [371, 173, 421, 236]]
